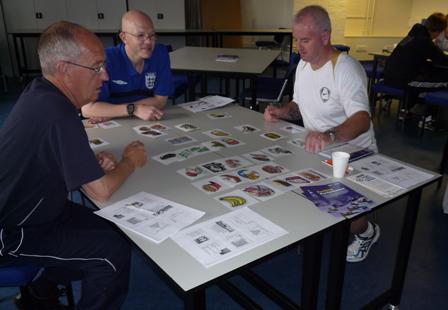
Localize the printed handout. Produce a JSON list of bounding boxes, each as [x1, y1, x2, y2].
[[95, 192, 205, 244], [170, 208, 288, 268]]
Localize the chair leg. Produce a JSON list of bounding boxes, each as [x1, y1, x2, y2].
[[64, 283, 75, 307]]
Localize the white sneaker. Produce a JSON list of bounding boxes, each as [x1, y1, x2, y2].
[[346, 223, 380, 263]]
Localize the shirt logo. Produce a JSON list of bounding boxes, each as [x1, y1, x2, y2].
[[145, 72, 156, 89], [320, 87, 330, 103], [112, 80, 128, 85]]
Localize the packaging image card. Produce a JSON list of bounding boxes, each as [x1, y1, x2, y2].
[[214, 190, 258, 209], [83, 120, 99, 129], [296, 169, 328, 182], [202, 129, 231, 138], [260, 132, 284, 141], [242, 152, 274, 163], [234, 124, 260, 134], [216, 172, 248, 187], [166, 135, 197, 146], [152, 151, 180, 165], [254, 163, 290, 177], [235, 168, 262, 182], [187, 145, 212, 156], [277, 172, 311, 187], [280, 125, 306, 134], [133, 125, 167, 138], [265, 177, 295, 192], [177, 166, 212, 181], [98, 120, 121, 129], [148, 123, 170, 131], [89, 137, 109, 149], [288, 138, 305, 149], [201, 160, 228, 174], [202, 140, 228, 151], [260, 145, 294, 157], [219, 137, 245, 147], [207, 112, 232, 119], [221, 156, 252, 170], [176, 123, 200, 132], [192, 177, 231, 195], [241, 182, 282, 202]]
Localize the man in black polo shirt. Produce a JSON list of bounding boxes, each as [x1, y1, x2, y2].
[[0, 21, 147, 309]]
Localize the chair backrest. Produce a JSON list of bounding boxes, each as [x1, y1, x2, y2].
[[332, 44, 350, 53]]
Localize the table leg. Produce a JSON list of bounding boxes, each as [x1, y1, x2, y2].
[[325, 220, 351, 310], [250, 77, 258, 111], [184, 289, 205, 310], [301, 232, 324, 310]]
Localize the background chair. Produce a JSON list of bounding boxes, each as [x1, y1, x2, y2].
[[421, 90, 448, 135], [369, 80, 406, 120], [239, 52, 300, 109], [256, 34, 289, 78], [166, 45, 201, 104], [0, 266, 75, 309], [332, 44, 350, 53]]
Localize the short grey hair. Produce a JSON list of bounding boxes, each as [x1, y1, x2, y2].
[[294, 5, 332, 33], [37, 21, 84, 75]]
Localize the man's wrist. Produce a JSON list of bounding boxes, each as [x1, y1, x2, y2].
[[126, 103, 135, 117], [325, 127, 337, 143]]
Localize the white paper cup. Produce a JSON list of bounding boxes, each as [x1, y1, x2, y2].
[[332, 151, 350, 178]]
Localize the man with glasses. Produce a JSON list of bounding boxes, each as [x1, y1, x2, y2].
[[81, 10, 173, 122], [0, 21, 147, 309]]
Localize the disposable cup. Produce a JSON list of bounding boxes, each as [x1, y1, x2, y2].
[[332, 151, 350, 178]]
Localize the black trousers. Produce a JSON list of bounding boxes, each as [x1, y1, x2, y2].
[[1, 201, 131, 310]]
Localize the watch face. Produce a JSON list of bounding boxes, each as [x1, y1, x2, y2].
[[127, 104, 135, 116]]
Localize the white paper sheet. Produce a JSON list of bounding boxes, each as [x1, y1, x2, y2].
[[95, 192, 205, 244], [171, 208, 288, 268]]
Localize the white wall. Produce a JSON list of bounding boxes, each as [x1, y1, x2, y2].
[[410, 0, 448, 26]]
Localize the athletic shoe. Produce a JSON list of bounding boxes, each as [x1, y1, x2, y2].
[[346, 223, 380, 263]]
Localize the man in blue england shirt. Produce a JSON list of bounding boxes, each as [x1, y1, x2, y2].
[[82, 10, 173, 122]]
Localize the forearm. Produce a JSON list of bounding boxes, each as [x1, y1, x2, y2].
[[81, 102, 128, 118], [332, 111, 370, 142], [82, 158, 135, 203], [134, 95, 167, 110]]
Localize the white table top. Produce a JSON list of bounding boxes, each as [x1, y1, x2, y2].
[[85, 104, 438, 292], [169, 46, 280, 75]]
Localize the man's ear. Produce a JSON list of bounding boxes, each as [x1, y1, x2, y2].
[[321, 31, 330, 45], [55, 61, 68, 76], [119, 31, 126, 43]]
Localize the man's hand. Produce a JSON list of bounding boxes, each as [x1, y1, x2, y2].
[[88, 116, 112, 124], [134, 105, 164, 121], [264, 105, 282, 122], [123, 141, 147, 168], [305, 131, 331, 153], [96, 151, 118, 172]]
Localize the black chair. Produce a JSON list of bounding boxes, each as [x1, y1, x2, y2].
[[255, 34, 285, 50], [369, 80, 406, 120], [332, 44, 350, 53], [166, 45, 200, 104], [239, 52, 300, 109]]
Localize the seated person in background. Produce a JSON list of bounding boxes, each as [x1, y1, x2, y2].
[[435, 14, 448, 51], [264, 5, 379, 263], [82, 10, 173, 123], [0, 21, 147, 309]]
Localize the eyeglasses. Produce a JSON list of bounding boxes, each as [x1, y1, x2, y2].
[[64, 61, 106, 74], [123, 31, 157, 42]]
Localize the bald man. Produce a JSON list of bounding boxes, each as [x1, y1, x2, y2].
[[0, 21, 146, 309], [264, 5, 379, 263], [82, 10, 173, 122]]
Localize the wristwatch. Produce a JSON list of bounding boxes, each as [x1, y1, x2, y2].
[[325, 127, 337, 143], [126, 103, 135, 117]]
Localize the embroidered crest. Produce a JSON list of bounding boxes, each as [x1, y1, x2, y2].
[[320, 87, 330, 103], [145, 72, 156, 89]]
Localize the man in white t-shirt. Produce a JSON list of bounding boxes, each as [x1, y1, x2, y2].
[[264, 5, 379, 263]]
